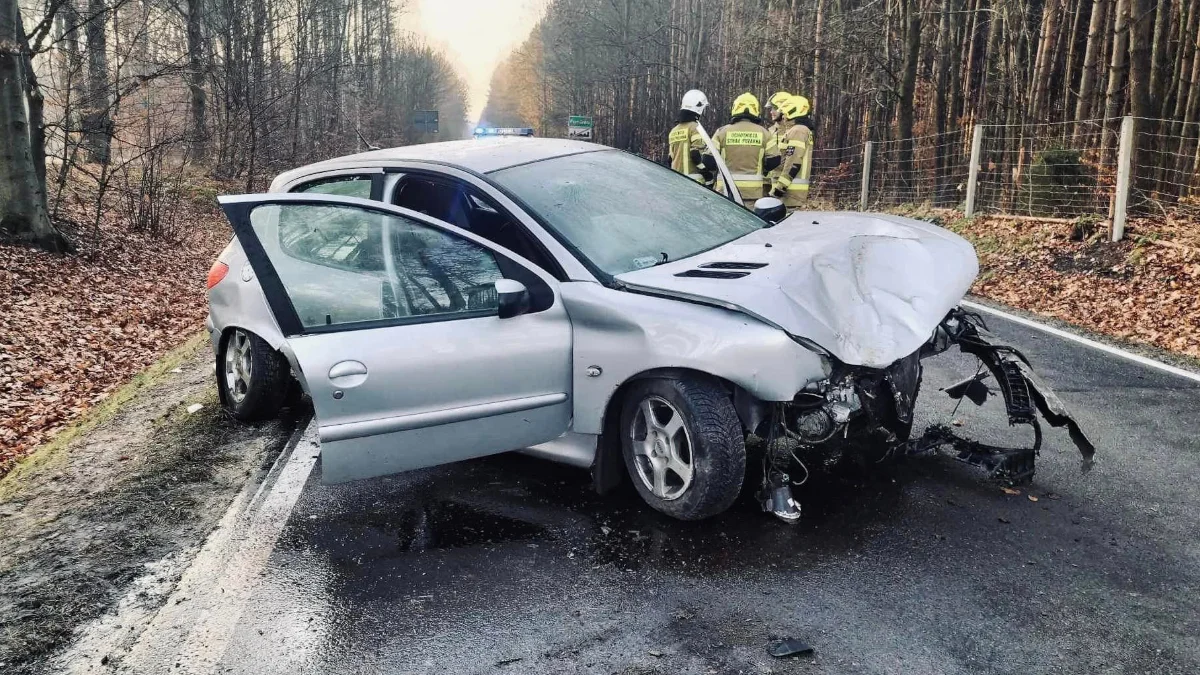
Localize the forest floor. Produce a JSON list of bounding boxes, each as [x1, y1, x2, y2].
[[0, 178, 231, 476], [893, 205, 1200, 362]]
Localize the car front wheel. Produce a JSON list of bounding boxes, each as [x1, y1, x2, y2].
[[619, 376, 746, 521], [220, 328, 289, 421]]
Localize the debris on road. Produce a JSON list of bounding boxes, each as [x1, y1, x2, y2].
[[767, 638, 815, 658], [186, 403, 203, 414]]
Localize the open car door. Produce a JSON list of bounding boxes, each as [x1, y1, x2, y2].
[[217, 193, 573, 483]]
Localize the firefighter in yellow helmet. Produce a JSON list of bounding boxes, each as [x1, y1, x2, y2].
[[763, 91, 791, 194], [770, 94, 815, 209], [668, 89, 715, 186], [711, 92, 780, 203]]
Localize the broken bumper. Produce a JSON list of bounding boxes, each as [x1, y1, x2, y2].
[[911, 307, 1096, 481]]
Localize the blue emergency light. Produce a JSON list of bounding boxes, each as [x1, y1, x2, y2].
[[473, 127, 535, 138]]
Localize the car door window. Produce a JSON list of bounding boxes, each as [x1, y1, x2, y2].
[[393, 177, 469, 227], [394, 175, 560, 275], [295, 175, 374, 198], [256, 203, 503, 330]]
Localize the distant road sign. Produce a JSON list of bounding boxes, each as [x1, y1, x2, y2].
[[413, 110, 439, 134], [568, 115, 593, 140]]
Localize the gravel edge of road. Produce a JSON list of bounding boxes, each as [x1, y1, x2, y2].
[[0, 337, 305, 674]]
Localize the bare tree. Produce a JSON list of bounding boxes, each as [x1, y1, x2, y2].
[[0, 0, 68, 251]]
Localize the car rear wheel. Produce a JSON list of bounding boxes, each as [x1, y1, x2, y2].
[[220, 328, 289, 421], [619, 377, 746, 521]]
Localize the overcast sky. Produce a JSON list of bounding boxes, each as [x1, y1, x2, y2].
[[409, 0, 546, 121]]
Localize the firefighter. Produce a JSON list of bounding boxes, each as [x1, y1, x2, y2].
[[764, 91, 791, 137], [711, 92, 780, 204], [667, 89, 715, 186], [770, 94, 815, 209], [763, 91, 791, 193]]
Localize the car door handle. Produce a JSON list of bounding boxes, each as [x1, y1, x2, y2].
[[328, 360, 368, 388]]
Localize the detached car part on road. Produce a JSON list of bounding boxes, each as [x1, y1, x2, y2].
[[205, 138, 1094, 522]]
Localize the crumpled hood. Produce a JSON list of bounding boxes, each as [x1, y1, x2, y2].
[[615, 211, 979, 368]]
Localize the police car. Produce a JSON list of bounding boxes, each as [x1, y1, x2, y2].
[[474, 127, 535, 138]]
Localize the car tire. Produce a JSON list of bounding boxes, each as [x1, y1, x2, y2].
[[219, 328, 290, 421], [619, 376, 746, 521]]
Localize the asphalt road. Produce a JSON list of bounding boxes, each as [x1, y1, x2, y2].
[[101, 310, 1200, 674]]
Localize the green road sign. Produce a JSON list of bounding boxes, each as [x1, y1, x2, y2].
[[568, 115, 594, 140]]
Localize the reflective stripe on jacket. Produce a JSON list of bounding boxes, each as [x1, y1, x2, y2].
[[668, 121, 707, 182], [773, 122, 813, 207], [712, 119, 779, 202], [765, 122, 783, 187]]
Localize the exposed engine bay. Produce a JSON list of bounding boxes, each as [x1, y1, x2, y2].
[[754, 307, 1096, 522]]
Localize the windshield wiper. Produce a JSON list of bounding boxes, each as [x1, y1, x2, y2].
[[653, 251, 670, 266]]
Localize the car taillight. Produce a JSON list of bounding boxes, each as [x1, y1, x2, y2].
[[206, 261, 229, 289]]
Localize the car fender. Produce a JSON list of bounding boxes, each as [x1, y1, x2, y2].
[[559, 282, 830, 436], [207, 240, 291, 358]]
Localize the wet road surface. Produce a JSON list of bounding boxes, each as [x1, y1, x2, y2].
[[120, 312, 1200, 674]]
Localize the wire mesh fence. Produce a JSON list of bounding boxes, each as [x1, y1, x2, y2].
[[1130, 118, 1200, 221], [974, 119, 1116, 218], [806, 118, 1198, 230], [809, 142, 865, 209], [867, 130, 972, 209]]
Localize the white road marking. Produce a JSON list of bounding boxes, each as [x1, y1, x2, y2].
[[962, 299, 1200, 384], [112, 421, 320, 674]]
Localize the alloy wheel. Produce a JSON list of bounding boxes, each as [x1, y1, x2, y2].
[[224, 329, 253, 403], [630, 395, 694, 500]]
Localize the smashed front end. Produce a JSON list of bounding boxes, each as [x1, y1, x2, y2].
[[757, 307, 1095, 521]]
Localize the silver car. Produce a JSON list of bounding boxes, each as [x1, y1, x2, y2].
[[205, 138, 1093, 521]]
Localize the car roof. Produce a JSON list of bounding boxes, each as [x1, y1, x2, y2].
[[271, 138, 608, 188]]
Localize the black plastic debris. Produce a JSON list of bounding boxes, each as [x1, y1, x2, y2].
[[767, 638, 815, 658]]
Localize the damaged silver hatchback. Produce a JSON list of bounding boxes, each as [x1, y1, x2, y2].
[[205, 138, 1093, 522]]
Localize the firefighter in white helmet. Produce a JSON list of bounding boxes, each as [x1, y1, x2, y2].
[[770, 94, 815, 209], [668, 89, 715, 186], [711, 92, 780, 203]]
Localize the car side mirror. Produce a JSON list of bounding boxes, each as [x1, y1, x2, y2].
[[753, 197, 786, 225], [495, 279, 531, 319]]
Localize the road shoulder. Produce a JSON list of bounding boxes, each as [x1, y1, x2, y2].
[[0, 338, 304, 674]]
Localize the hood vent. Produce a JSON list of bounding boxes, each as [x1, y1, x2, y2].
[[700, 261, 767, 270], [674, 269, 750, 279]]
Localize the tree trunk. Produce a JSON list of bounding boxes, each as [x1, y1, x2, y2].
[[0, 0, 68, 251], [934, 0, 951, 204], [896, 0, 921, 192], [813, 0, 825, 95], [186, 0, 207, 159], [1147, 0, 1171, 117], [1074, 0, 1108, 136], [1127, 0, 1155, 196], [1028, 0, 1061, 122], [1061, 0, 1086, 118], [1103, 0, 1131, 159], [59, 0, 83, 131], [82, 0, 110, 164]]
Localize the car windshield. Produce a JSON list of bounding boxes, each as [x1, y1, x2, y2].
[[489, 150, 764, 276]]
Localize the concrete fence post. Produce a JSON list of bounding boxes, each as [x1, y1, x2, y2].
[[860, 141, 873, 211], [1111, 115, 1135, 242], [964, 124, 984, 217]]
